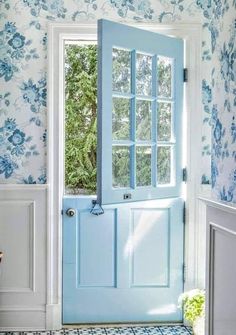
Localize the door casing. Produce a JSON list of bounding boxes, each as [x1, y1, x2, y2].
[[47, 22, 204, 329]]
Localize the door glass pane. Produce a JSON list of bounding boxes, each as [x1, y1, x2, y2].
[[157, 57, 172, 98], [112, 97, 130, 140], [112, 146, 130, 188], [157, 102, 172, 141], [136, 53, 152, 96], [112, 48, 131, 93], [136, 100, 152, 141], [157, 146, 171, 184], [136, 146, 151, 187]]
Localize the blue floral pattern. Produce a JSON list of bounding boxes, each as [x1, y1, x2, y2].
[[0, 22, 39, 82], [0, 0, 235, 201], [109, 0, 154, 20], [18, 77, 47, 127], [0, 154, 18, 179], [23, 0, 67, 19], [219, 25, 236, 113], [0, 118, 40, 181], [23, 172, 47, 184], [72, 0, 155, 21], [212, 105, 229, 160], [0, 92, 11, 116], [0, 0, 10, 19], [202, 79, 212, 115], [197, 0, 229, 53]]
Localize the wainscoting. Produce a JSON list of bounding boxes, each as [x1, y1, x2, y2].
[[204, 198, 236, 335], [0, 183, 208, 330], [0, 185, 47, 330]]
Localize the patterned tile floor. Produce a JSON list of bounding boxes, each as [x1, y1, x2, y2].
[[0, 325, 193, 335]]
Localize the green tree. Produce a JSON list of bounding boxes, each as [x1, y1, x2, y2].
[[65, 44, 97, 194]]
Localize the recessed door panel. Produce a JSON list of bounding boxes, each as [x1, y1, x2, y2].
[[131, 209, 169, 287], [77, 211, 117, 287]]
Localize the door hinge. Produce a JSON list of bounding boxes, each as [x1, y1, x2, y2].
[[183, 68, 188, 82], [183, 202, 186, 224], [183, 263, 186, 283], [183, 167, 187, 182]]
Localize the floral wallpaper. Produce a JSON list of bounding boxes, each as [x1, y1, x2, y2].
[[0, 0, 235, 202]]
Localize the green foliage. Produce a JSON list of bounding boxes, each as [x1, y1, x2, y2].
[[65, 44, 172, 194], [65, 44, 97, 194], [179, 289, 205, 325]]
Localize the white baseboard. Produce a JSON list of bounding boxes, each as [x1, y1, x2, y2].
[[46, 303, 62, 330], [0, 309, 46, 331]]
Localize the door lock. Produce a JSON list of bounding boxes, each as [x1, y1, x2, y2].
[[66, 208, 76, 217]]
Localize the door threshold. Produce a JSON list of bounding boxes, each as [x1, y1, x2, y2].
[[62, 323, 184, 328]]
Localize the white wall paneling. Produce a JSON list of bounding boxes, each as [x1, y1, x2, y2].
[[0, 185, 47, 330], [202, 198, 236, 335]]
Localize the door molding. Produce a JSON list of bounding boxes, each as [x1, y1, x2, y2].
[[47, 22, 205, 329]]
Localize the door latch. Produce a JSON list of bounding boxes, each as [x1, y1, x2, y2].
[[90, 200, 104, 216]]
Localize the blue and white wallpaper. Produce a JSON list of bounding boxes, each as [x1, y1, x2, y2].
[[0, 0, 235, 201]]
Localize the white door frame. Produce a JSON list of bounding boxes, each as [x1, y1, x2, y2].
[[47, 22, 206, 329]]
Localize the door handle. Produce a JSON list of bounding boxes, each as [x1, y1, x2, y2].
[[66, 208, 76, 217], [0, 252, 3, 263]]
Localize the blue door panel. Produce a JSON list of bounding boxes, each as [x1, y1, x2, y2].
[[97, 19, 184, 205], [77, 210, 117, 287], [63, 20, 184, 324], [131, 209, 170, 287], [63, 197, 184, 323]]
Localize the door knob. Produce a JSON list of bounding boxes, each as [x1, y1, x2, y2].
[[66, 208, 76, 217]]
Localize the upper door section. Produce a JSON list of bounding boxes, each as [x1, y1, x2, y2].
[[97, 19, 184, 205]]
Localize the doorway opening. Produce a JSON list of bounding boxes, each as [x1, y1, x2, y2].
[[47, 22, 203, 328], [64, 42, 97, 196], [63, 22, 185, 323]]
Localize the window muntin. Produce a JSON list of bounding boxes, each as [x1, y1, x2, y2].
[[112, 48, 175, 189]]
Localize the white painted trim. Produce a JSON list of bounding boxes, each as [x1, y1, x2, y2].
[[47, 22, 204, 329], [0, 306, 45, 312], [46, 304, 62, 330], [0, 184, 48, 191], [200, 197, 236, 215]]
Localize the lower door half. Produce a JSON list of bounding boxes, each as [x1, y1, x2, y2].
[[63, 196, 184, 323]]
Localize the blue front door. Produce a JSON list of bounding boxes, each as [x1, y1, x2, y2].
[[63, 20, 184, 324]]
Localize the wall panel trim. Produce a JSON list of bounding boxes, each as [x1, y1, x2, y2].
[[0, 186, 47, 330]]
